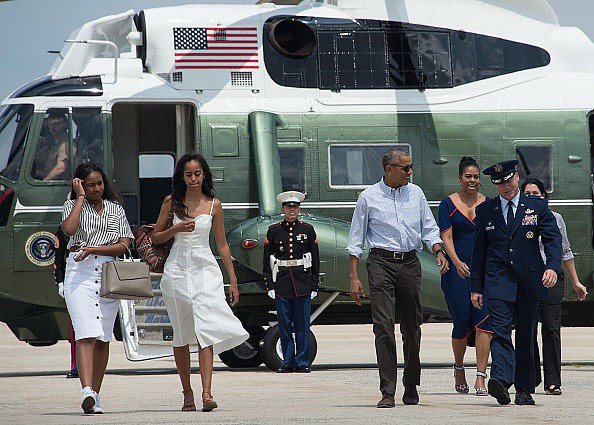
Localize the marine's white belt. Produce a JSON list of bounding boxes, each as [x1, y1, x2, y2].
[[278, 259, 305, 267]]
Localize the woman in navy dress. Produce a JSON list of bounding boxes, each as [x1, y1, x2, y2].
[[439, 157, 492, 396]]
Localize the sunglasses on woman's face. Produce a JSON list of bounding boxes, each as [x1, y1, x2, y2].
[[388, 163, 413, 173]]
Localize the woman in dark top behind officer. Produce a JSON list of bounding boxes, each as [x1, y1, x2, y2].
[[61, 162, 134, 414], [438, 157, 492, 396], [521, 178, 588, 395]]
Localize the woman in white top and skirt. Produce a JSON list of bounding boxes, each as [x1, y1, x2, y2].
[[152, 153, 248, 412], [61, 162, 134, 414]]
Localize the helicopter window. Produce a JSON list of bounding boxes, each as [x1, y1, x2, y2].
[[279, 147, 306, 193], [0, 104, 34, 182], [139, 154, 175, 224], [139, 154, 175, 178], [329, 144, 410, 187], [515, 145, 553, 192], [12, 76, 103, 98], [31, 108, 75, 181], [72, 108, 104, 167]]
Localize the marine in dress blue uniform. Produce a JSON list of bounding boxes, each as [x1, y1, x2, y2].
[[470, 160, 562, 405], [263, 191, 320, 373]]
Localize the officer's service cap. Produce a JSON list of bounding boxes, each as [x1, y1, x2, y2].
[[483, 160, 519, 184], [277, 191, 305, 206]]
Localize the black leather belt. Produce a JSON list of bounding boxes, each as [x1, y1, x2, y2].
[[370, 248, 416, 261]]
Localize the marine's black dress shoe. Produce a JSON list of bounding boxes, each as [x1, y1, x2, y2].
[[488, 378, 511, 405], [295, 366, 311, 373], [276, 366, 294, 373], [66, 369, 79, 379], [402, 385, 419, 405], [514, 391, 535, 405], [377, 393, 395, 408]]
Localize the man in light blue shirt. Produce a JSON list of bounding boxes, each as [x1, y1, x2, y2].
[[347, 148, 449, 407]]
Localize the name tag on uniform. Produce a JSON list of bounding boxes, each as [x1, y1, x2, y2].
[[522, 214, 538, 226], [486, 225, 495, 231]]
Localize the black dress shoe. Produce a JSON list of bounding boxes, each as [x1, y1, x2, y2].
[[66, 369, 79, 379], [295, 366, 311, 373], [402, 385, 419, 405], [276, 367, 294, 373], [377, 393, 395, 408], [488, 378, 511, 405], [515, 391, 535, 405]]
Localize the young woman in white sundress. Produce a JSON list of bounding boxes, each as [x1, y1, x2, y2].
[[152, 153, 248, 412]]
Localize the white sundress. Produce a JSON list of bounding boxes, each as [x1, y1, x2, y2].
[[160, 200, 248, 354]]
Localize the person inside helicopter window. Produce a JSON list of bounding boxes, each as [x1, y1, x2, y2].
[[72, 108, 103, 167], [32, 109, 76, 181]]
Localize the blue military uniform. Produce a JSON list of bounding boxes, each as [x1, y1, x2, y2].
[[263, 191, 320, 372], [471, 160, 562, 403]]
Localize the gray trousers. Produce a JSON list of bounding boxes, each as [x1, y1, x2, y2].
[[366, 252, 423, 396]]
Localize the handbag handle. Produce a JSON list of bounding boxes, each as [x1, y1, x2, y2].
[[116, 241, 133, 259]]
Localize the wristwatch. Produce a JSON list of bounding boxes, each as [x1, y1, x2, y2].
[[435, 248, 447, 257]]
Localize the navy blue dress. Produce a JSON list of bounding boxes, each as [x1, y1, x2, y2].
[[438, 196, 491, 339]]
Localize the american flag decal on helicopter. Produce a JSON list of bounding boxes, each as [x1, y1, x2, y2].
[[173, 27, 259, 70]]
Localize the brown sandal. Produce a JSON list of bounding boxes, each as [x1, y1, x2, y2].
[[545, 385, 562, 395], [182, 389, 196, 411], [202, 391, 218, 412]]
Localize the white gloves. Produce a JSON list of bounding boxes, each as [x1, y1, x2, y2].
[[58, 282, 64, 298], [311, 291, 317, 300]]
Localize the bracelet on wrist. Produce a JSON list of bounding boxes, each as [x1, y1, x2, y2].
[[435, 248, 446, 257], [76, 194, 86, 199]]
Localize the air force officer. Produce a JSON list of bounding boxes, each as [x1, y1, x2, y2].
[[470, 160, 562, 406]]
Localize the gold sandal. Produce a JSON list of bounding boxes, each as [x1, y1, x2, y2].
[[202, 391, 218, 412]]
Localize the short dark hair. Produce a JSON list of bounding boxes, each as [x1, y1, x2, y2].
[[521, 177, 548, 199], [382, 148, 410, 168], [47, 110, 67, 121]]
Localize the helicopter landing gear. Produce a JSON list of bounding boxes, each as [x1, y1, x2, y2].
[[218, 326, 265, 368]]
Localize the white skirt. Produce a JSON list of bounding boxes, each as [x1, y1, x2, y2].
[[64, 252, 119, 342]]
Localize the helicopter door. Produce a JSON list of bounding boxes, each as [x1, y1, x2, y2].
[[110, 102, 196, 360]]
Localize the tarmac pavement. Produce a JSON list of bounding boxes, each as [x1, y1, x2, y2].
[[1, 322, 593, 424]]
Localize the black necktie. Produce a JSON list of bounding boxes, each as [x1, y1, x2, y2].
[[507, 200, 515, 231]]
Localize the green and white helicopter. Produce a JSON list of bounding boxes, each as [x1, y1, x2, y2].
[[0, 0, 591, 370]]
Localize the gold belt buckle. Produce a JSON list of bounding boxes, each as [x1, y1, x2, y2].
[[287, 260, 297, 266]]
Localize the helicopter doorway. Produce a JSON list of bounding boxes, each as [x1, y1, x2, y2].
[[111, 103, 195, 226]]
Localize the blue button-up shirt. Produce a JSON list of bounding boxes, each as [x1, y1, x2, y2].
[[347, 179, 443, 259]]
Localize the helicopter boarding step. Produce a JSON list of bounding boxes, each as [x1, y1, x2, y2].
[[118, 273, 184, 360]]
